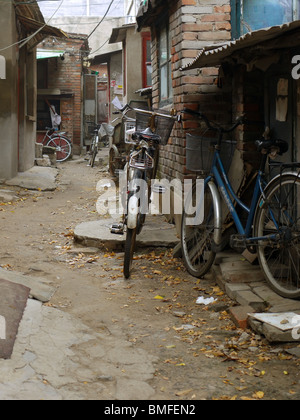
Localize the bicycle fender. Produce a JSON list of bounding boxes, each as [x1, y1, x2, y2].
[[127, 195, 139, 229], [208, 181, 222, 247], [263, 171, 299, 193], [109, 144, 120, 157]]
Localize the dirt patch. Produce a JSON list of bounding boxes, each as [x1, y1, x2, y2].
[[0, 155, 299, 400]]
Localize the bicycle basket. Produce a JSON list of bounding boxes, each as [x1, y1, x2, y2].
[[186, 130, 236, 174], [136, 111, 151, 132], [135, 109, 175, 145], [124, 120, 136, 144], [155, 112, 176, 145]]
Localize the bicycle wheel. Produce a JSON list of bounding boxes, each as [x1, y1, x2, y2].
[[89, 139, 98, 168], [124, 228, 137, 279], [254, 173, 300, 299], [47, 136, 72, 162], [109, 145, 120, 176], [181, 181, 216, 278]]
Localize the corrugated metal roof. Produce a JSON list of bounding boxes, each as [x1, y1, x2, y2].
[[183, 20, 300, 70], [17, 15, 67, 39]]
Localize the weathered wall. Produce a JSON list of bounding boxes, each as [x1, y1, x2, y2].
[[124, 27, 145, 105], [40, 36, 87, 151], [18, 47, 37, 173], [149, 0, 232, 182], [0, 2, 19, 180]]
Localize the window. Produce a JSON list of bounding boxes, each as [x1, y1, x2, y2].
[[37, 99, 60, 131], [142, 32, 152, 88], [231, 0, 300, 39], [158, 22, 173, 106]]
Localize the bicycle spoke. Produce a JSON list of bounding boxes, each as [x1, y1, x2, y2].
[[47, 136, 72, 162], [181, 183, 216, 278], [256, 174, 300, 298]]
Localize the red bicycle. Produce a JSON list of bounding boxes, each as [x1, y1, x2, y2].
[[39, 127, 72, 163]]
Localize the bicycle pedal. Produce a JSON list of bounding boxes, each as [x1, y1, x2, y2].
[[110, 223, 124, 235], [230, 234, 247, 248]]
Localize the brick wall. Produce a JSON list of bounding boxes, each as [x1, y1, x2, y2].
[[149, 0, 232, 181], [40, 35, 88, 151]]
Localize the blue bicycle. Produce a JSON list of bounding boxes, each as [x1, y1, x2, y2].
[[181, 109, 300, 299]]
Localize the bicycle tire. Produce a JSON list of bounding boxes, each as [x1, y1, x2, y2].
[[47, 136, 72, 162], [124, 228, 137, 279], [90, 142, 98, 168], [254, 173, 300, 299], [181, 181, 216, 278], [109, 145, 120, 176]]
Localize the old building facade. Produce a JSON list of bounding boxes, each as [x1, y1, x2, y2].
[[0, 0, 65, 180], [37, 34, 89, 154], [137, 0, 232, 181], [136, 0, 300, 232]]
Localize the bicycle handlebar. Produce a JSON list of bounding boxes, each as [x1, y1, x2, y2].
[[183, 108, 245, 133], [115, 104, 133, 113], [113, 103, 177, 120]]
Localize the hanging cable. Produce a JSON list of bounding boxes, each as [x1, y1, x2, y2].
[[90, 38, 109, 55], [0, 0, 65, 53], [87, 0, 115, 39]]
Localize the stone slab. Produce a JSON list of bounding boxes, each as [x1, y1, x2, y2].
[[0, 299, 157, 400], [0, 278, 30, 359], [0, 268, 56, 303], [235, 290, 267, 312], [249, 317, 296, 343], [219, 261, 265, 283], [74, 216, 179, 250], [225, 283, 251, 300], [253, 285, 293, 308], [5, 166, 58, 191], [214, 251, 300, 342]]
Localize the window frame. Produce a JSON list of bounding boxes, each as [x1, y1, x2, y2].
[[157, 18, 173, 107], [141, 32, 152, 89]]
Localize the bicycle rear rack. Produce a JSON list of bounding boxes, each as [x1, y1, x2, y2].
[[129, 149, 154, 170]]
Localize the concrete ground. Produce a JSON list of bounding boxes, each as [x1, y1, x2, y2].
[[1, 152, 300, 400]]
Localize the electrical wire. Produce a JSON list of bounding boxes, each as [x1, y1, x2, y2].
[[89, 37, 109, 55], [87, 0, 115, 39], [0, 0, 65, 52]]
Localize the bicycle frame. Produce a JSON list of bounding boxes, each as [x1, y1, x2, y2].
[[41, 129, 67, 145], [204, 149, 276, 242]]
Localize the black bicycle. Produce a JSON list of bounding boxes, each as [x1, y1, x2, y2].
[[118, 106, 177, 279]]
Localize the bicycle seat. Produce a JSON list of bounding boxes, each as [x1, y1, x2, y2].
[[255, 138, 289, 155], [135, 127, 161, 143]]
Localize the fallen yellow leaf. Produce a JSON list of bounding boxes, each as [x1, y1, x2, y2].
[[253, 391, 264, 400], [175, 389, 193, 397]]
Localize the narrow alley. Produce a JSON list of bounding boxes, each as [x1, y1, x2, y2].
[[0, 156, 299, 401]]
